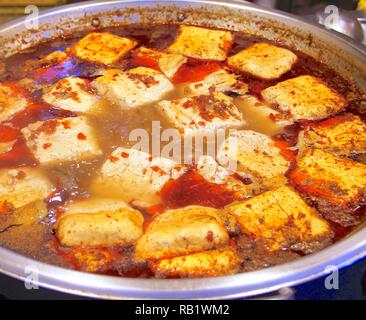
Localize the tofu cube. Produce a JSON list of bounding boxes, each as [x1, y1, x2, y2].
[[217, 130, 290, 188], [226, 186, 332, 252], [135, 206, 229, 260], [0, 82, 28, 122], [21, 116, 102, 165], [297, 113, 366, 161], [168, 25, 233, 61], [149, 247, 239, 278], [183, 69, 248, 95], [71, 32, 137, 65], [289, 149, 366, 226], [157, 92, 245, 135], [261, 75, 347, 121], [132, 47, 187, 79], [56, 198, 144, 247], [228, 43, 298, 80], [92, 67, 174, 110], [42, 77, 98, 113], [0, 168, 52, 210], [93, 147, 186, 206]]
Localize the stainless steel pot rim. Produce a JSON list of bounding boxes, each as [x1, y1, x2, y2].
[[0, 0, 366, 299]]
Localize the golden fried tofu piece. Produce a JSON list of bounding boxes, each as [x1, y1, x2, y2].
[[92, 67, 174, 110], [226, 186, 332, 252], [290, 149, 366, 226], [297, 113, 366, 161], [0, 168, 52, 210], [168, 25, 233, 61], [135, 206, 229, 260], [93, 147, 186, 207], [41, 51, 67, 65], [261, 75, 347, 121], [21, 116, 102, 165], [157, 92, 244, 136], [71, 32, 137, 65], [149, 247, 240, 278], [42, 77, 98, 113], [132, 47, 187, 79], [217, 130, 289, 189], [56, 199, 143, 247], [183, 69, 248, 96], [0, 82, 28, 122], [228, 43, 298, 80]]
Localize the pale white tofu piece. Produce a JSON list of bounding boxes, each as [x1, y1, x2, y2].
[[149, 247, 240, 278], [135, 206, 229, 260], [42, 77, 98, 113], [183, 69, 248, 96], [0, 168, 52, 210], [0, 82, 28, 122], [227, 43, 298, 80], [93, 147, 186, 206], [168, 25, 233, 61], [56, 198, 144, 247], [226, 186, 332, 252], [217, 130, 290, 188], [92, 67, 174, 110], [261, 75, 347, 121], [157, 92, 245, 135], [21, 116, 102, 165], [71, 32, 137, 65], [132, 47, 187, 79]]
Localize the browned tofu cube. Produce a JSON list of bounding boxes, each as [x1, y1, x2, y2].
[[135, 206, 229, 261], [226, 186, 332, 252], [261, 76, 347, 121], [149, 247, 240, 278], [297, 113, 366, 162], [168, 25, 233, 61], [71, 32, 137, 65], [228, 43, 298, 80], [289, 149, 366, 226]]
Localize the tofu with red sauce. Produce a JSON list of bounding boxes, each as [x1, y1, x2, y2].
[[217, 130, 290, 189], [93, 147, 186, 207], [135, 206, 229, 261], [149, 247, 240, 278], [70, 32, 137, 65], [56, 198, 144, 247], [0, 168, 52, 211], [42, 77, 98, 113], [132, 47, 187, 79], [196, 155, 261, 200], [289, 149, 366, 227], [156, 92, 244, 135], [228, 43, 298, 80], [261, 75, 347, 121], [21, 116, 102, 165], [226, 186, 332, 252], [297, 113, 366, 162], [168, 25, 233, 61], [183, 69, 248, 96], [92, 67, 174, 110], [0, 83, 29, 122]]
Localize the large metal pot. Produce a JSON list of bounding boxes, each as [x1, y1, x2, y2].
[[0, 0, 366, 299]]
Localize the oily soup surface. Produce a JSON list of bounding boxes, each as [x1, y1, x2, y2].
[[0, 24, 365, 278]]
